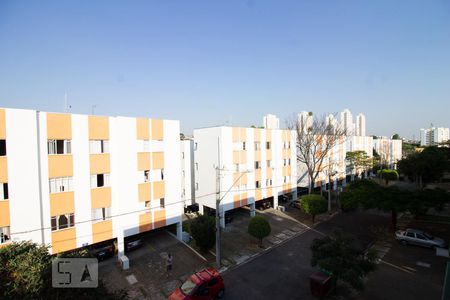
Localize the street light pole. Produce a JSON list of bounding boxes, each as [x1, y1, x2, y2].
[[215, 165, 221, 268]]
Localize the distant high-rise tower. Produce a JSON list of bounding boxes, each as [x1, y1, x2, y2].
[[356, 113, 366, 136], [263, 114, 280, 129], [340, 109, 354, 135], [298, 111, 313, 133], [420, 126, 450, 146], [326, 114, 338, 132]]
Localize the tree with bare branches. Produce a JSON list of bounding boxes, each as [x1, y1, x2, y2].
[[287, 112, 347, 195]]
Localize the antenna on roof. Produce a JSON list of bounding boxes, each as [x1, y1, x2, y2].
[[64, 92, 71, 112]]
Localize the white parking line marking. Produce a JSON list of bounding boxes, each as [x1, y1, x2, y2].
[[416, 261, 431, 268]]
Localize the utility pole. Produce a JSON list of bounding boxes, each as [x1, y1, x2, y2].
[[215, 138, 222, 268], [327, 156, 332, 212]]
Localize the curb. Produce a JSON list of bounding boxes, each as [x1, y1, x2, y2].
[[166, 231, 208, 262]]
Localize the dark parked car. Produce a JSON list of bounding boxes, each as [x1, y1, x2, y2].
[[169, 268, 225, 300], [256, 201, 271, 211], [125, 236, 144, 252], [90, 242, 115, 261]]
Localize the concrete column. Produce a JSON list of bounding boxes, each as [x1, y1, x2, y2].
[[176, 221, 183, 240], [117, 231, 125, 258], [199, 204, 204, 215], [250, 202, 256, 217], [292, 190, 298, 201]]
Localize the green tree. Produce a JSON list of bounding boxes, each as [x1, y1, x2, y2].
[[310, 230, 377, 291], [300, 194, 327, 223], [346, 151, 372, 178], [248, 215, 271, 247], [377, 169, 399, 185], [190, 214, 216, 253], [392, 133, 401, 140], [0, 242, 125, 299]]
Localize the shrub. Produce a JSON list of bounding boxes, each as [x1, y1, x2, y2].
[[300, 194, 327, 223], [248, 215, 271, 247], [190, 214, 216, 253]]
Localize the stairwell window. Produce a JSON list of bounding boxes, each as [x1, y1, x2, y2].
[[51, 213, 75, 231], [49, 177, 73, 193], [160, 198, 165, 208], [255, 181, 261, 188], [48, 140, 71, 155], [89, 140, 109, 154], [266, 160, 271, 168], [255, 142, 261, 151], [255, 161, 261, 169], [0, 226, 10, 244], [0, 183, 8, 200], [144, 170, 150, 182], [91, 207, 111, 222], [266, 142, 271, 150], [91, 173, 110, 188], [0, 140, 6, 156]]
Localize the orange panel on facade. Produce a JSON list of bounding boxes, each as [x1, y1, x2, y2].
[[47, 113, 72, 139], [90, 154, 110, 174], [137, 152, 151, 171], [283, 149, 291, 158], [152, 152, 164, 170], [255, 169, 261, 181], [239, 151, 247, 164], [138, 182, 152, 202], [266, 188, 272, 198], [154, 209, 166, 229], [254, 129, 261, 141], [0, 157, 7, 182], [91, 187, 112, 209], [233, 151, 240, 164], [52, 228, 76, 254], [48, 155, 73, 178], [88, 116, 109, 140], [50, 192, 75, 216], [255, 150, 261, 161], [266, 150, 272, 161], [266, 168, 272, 178], [139, 212, 152, 233], [241, 192, 248, 206], [0, 109, 5, 139], [137, 118, 150, 140], [255, 189, 262, 201], [283, 166, 290, 176], [266, 129, 272, 141], [0, 200, 10, 227], [233, 194, 241, 208], [92, 220, 113, 244], [151, 119, 164, 141], [153, 181, 165, 199]]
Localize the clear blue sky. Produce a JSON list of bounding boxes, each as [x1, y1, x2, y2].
[[1, 1, 449, 139]]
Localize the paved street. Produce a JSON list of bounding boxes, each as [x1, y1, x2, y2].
[[222, 211, 390, 300]]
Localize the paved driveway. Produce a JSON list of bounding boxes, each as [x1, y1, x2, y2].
[[222, 211, 390, 300]]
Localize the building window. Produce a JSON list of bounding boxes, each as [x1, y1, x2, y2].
[[51, 213, 75, 231], [89, 140, 109, 154], [182, 152, 185, 159], [0, 140, 6, 156], [288, 141, 291, 149], [288, 158, 291, 166], [266, 179, 272, 187], [160, 198, 165, 208], [144, 170, 150, 182], [235, 164, 239, 172], [195, 163, 198, 171], [255, 161, 261, 169], [266, 142, 271, 150], [145, 201, 151, 208], [255, 181, 261, 188], [161, 168, 164, 180], [266, 160, 271, 168], [48, 140, 71, 155], [0, 183, 8, 200], [243, 142, 246, 150], [195, 183, 198, 191], [255, 142, 261, 150], [0, 226, 10, 244], [49, 177, 73, 193], [90, 173, 110, 188], [92, 207, 111, 222], [194, 143, 198, 150], [182, 170, 185, 177]]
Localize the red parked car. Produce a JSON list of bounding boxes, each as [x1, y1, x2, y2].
[[168, 268, 225, 300]]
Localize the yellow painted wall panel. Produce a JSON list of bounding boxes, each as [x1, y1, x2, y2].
[[153, 181, 165, 199], [137, 152, 151, 171], [47, 113, 72, 139], [48, 155, 73, 178], [154, 209, 166, 229], [139, 212, 152, 233], [92, 220, 113, 244], [50, 192, 75, 216], [0, 109, 5, 139], [52, 228, 76, 254], [90, 154, 110, 174], [151, 119, 164, 141], [0, 157, 7, 182], [138, 182, 152, 202], [88, 116, 109, 140], [152, 152, 164, 170], [136, 118, 150, 140], [0, 200, 10, 227], [91, 187, 112, 209]]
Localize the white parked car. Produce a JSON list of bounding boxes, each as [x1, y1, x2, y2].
[[395, 228, 447, 249]]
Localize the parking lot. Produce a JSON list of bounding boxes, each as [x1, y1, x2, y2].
[[99, 229, 207, 299]]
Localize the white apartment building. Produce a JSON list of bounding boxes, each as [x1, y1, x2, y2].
[[194, 126, 297, 227], [298, 111, 313, 132], [181, 138, 195, 207], [263, 114, 280, 130], [0, 107, 182, 256], [373, 138, 402, 169], [420, 127, 450, 146], [355, 113, 366, 136], [340, 109, 354, 135]]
